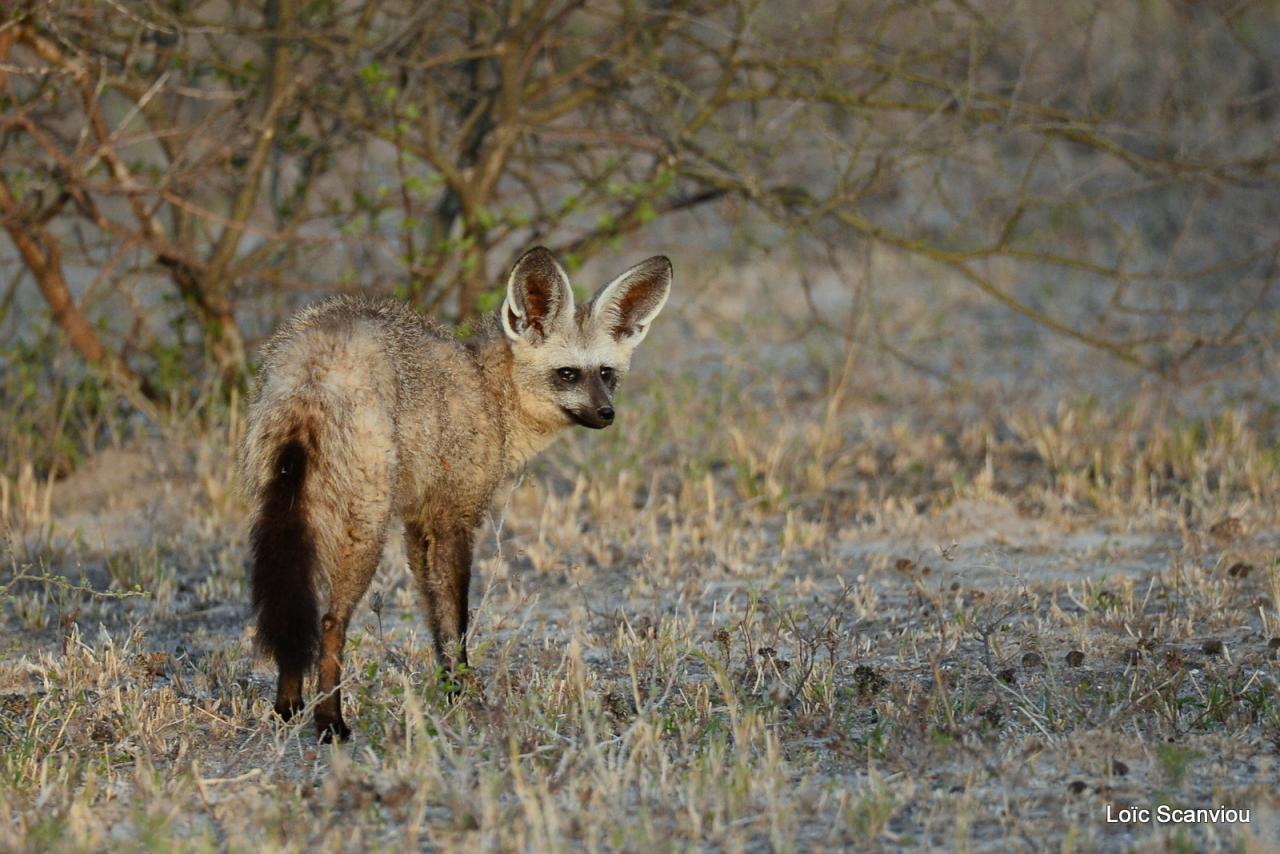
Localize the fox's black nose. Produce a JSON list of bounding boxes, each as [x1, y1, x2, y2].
[[598, 406, 615, 423]]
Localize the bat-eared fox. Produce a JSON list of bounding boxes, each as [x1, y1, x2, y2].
[[238, 248, 672, 740]]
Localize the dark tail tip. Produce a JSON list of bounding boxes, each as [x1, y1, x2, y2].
[[250, 438, 320, 675]]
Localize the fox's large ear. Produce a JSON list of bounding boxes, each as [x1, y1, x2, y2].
[[501, 247, 575, 345], [589, 256, 672, 345]]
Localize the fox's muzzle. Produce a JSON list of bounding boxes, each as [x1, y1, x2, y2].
[[566, 373, 615, 429], [568, 405, 614, 429]]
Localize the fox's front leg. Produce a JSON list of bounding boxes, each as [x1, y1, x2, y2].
[[407, 522, 473, 679]]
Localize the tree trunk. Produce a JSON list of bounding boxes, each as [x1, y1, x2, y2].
[[0, 179, 155, 403]]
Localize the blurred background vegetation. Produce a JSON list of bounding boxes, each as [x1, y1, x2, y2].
[[2, 0, 1278, 478]]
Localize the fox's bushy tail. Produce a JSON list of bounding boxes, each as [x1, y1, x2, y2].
[[250, 436, 320, 675]]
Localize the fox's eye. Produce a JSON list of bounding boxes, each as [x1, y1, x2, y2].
[[557, 367, 580, 383], [600, 367, 615, 384]]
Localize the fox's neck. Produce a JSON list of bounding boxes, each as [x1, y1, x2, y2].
[[473, 336, 568, 473]]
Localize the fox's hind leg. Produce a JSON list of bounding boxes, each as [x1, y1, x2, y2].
[[312, 522, 387, 743], [406, 523, 474, 680]]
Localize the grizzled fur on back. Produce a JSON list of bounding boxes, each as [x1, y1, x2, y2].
[[238, 248, 672, 740], [240, 294, 513, 526]]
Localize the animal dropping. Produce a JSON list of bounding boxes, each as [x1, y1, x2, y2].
[[238, 247, 672, 741]]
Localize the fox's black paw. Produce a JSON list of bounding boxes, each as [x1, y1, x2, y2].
[[316, 718, 352, 743], [274, 701, 302, 722]]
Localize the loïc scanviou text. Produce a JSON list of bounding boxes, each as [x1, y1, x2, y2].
[[1106, 804, 1251, 825]]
